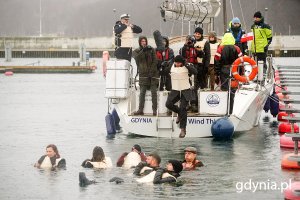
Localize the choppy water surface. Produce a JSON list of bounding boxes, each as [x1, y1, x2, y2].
[[0, 58, 299, 200]]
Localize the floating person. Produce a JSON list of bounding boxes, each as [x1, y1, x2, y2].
[[114, 14, 142, 61], [153, 160, 183, 184], [165, 55, 197, 138], [133, 36, 159, 116], [81, 146, 113, 169], [182, 147, 204, 170], [34, 144, 66, 170], [116, 144, 147, 168], [133, 152, 161, 176]]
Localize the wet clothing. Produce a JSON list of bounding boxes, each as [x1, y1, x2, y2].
[[251, 17, 272, 74], [165, 63, 197, 129], [215, 33, 242, 114], [133, 36, 158, 112], [81, 157, 113, 169], [228, 25, 248, 54], [37, 155, 66, 169], [156, 47, 174, 91], [116, 151, 147, 167], [133, 161, 159, 176], [114, 21, 142, 61], [182, 159, 204, 170], [153, 168, 180, 184]]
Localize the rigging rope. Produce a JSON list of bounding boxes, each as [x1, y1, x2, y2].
[[229, 0, 235, 19], [238, 0, 248, 32]]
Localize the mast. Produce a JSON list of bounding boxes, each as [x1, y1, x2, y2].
[[223, 0, 227, 33]]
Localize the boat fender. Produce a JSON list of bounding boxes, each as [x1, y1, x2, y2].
[[263, 97, 270, 113], [102, 51, 110, 77], [231, 56, 258, 83], [284, 182, 300, 200], [281, 153, 300, 169], [278, 122, 299, 134], [105, 113, 116, 138], [277, 112, 295, 122], [280, 134, 300, 149], [211, 117, 234, 140], [4, 71, 13, 76], [270, 93, 279, 117], [112, 108, 121, 132]]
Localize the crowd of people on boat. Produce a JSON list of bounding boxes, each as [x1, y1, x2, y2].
[[112, 11, 272, 138], [34, 144, 203, 186]]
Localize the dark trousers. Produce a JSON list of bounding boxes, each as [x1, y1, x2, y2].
[[159, 75, 171, 91], [166, 92, 188, 129], [195, 64, 207, 90], [207, 64, 216, 90], [255, 52, 267, 74], [114, 47, 132, 62], [139, 84, 158, 111], [220, 66, 236, 114]]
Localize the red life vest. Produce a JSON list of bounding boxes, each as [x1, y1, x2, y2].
[[156, 48, 170, 61], [185, 47, 197, 64]]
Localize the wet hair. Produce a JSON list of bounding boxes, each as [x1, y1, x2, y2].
[[149, 152, 161, 165], [91, 146, 105, 162], [46, 144, 60, 158]]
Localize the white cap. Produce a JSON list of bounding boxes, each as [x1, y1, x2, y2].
[[120, 14, 130, 19]]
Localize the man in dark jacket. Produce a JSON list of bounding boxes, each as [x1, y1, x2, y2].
[[133, 36, 158, 116], [165, 55, 197, 138], [133, 153, 161, 176], [251, 11, 272, 75], [156, 36, 174, 91], [153, 160, 183, 184], [114, 14, 142, 61], [227, 17, 248, 54], [215, 33, 242, 115]]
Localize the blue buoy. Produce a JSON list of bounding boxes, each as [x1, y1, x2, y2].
[[105, 113, 116, 138], [270, 92, 279, 117], [263, 97, 270, 113], [211, 117, 234, 140], [112, 108, 121, 132]]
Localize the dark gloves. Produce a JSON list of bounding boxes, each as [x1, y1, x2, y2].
[[264, 45, 269, 53]]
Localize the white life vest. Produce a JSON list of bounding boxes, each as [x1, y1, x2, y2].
[[136, 171, 176, 183], [88, 157, 113, 169], [170, 64, 190, 91], [120, 26, 134, 48], [40, 156, 62, 169], [209, 42, 219, 64], [194, 39, 207, 63], [123, 151, 141, 169]]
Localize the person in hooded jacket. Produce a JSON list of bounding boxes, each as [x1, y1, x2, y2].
[[133, 36, 158, 116], [214, 33, 243, 114], [153, 160, 183, 184], [227, 17, 248, 55], [156, 36, 174, 91], [207, 31, 219, 91], [251, 11, 272, 75], [114, 14, 142, 61]]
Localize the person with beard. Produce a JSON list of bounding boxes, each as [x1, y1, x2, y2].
[[114, 14, 142, 61], [156, 36, 174, 91], [133, 36, 158, 116], [227, 17, 248, 55], [251, 11, 272, 76]]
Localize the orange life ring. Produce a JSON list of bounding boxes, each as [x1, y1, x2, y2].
[[231, 56, 258, 83]]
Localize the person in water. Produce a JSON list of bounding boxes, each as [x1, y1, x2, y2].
[[81, 146, 112, 169], [153, 160, 183, 184], [34, 144, 66, 170], [133, 152, 161, 176], [116, 144, 147, 168], [182, 147, 204, 170]]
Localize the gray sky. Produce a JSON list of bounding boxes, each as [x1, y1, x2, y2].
[[0, 0, 299, 37]]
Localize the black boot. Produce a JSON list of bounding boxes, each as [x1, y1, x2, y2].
[[79, 172, 96, 187]]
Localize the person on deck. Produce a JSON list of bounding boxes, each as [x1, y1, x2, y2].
[[116, 144, 147, 168], [182, 147, 204, 170], [165, 55, 198, 138], [114, 14, 142, 61], [81, 146, 112, 169], [156, 36, 174, 91], [251, 11, 272, 76], [153, 160, 183, 184], [133, 36, 159, 116], [214, 32, 243, 115], [208, 31, 219, 91], [34, 144, 66, 170], [227, 17, 248, 55]]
